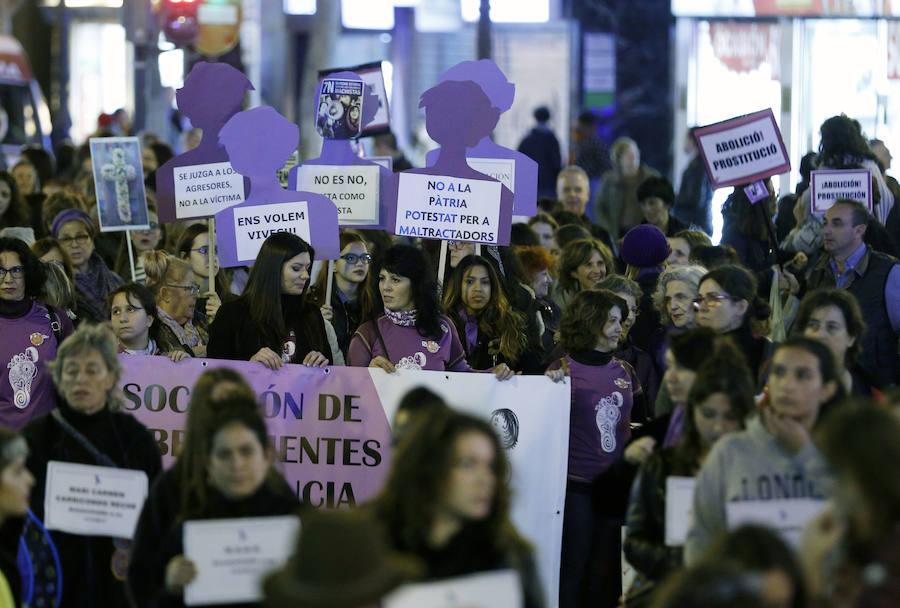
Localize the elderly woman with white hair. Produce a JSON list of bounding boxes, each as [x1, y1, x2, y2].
[[22, 323, 162, 608]]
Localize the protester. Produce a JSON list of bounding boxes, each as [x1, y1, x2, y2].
[[637, 176, 688, 237], [175, 223, 225, 332], [108, 282, 187, 360], [793, 289, 876, 396], [349, 245, 513, 378], [130, 401, 298, 608], [694, 265, 771, 378], [721, 178, 780, 274], [658, 328, 720, 441], [666, 229, 711, 268], [619, 224, 669, 354], [624, 343, 754, 599], [0, 169, 30, 234], [31, 236, 72, 276], [593, 137, 660, 238], [23, 323, 162, 607], [0, 428, 33, 608], [517, 106, 562, 199], [516, 244, 561, 354], [690, 244, 741, 269], [38, 258, 77, 319], [653, 264, 706, 333], [208, 232, 341, 368], [673, 127, 714, 236], [649, 562, 766, 608], [554, 238, 614, 311], [443, 254, 540, 373], [0, 238, 75, 429], [527, 212, 559, 256], [371, 408, 544, 608], [684, 336, 845, 563], [545, 289, 641, 608], [143, 251, 207, 357], [311, 230, 369, 359], [114, 207, 164, 283], [52, 208, 123, 321]]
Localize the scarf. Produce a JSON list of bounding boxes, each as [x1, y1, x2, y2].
[[384, 307, 417, 327], [157, 306, 200, 347], [121, 338, 159, 356], [75, 252, 122, 318], [0, 297, 32, 319], [458, 308, 479, 353]]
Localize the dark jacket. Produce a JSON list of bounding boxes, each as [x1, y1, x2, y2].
[[0, 517, 23, 607], [23, 401, 162, 608], [517, 125, 562, 198], [308, 282, 362, 360], [673, 156, 713, 235], [128, 473, 299, 608]]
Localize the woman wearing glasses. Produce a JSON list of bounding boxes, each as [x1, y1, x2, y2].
[[0, 237, 74, 429], [694, 264, 771, 379], [176, 223, 227, 332], [208, 232, 342, 369], [51, 208, 123, 321], [143, 251, 207, 357], [310, 230, 369, 360], [114, 206, 165, 284]]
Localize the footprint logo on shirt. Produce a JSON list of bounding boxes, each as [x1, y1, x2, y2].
[[396, 351, 427, 370], [595, 391, 624, 453]]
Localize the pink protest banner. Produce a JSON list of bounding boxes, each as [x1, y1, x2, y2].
[[118, 355, 392, 508]]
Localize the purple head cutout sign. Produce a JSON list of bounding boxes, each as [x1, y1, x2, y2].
[[288, 71, 396, 230], [393, 79, 514, 245], [214, 106, 340, 267], [155, 62, 254, 223], [424, 59, 537, 218]]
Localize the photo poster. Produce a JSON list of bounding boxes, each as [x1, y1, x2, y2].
[[318, 61, 391, 137], [89, 137, 150, 232], [316, 78, 364, 140], [693, 108, 791, 189]]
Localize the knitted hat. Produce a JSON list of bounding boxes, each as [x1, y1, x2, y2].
[[51, 208, 94, 239], [620, 224, 669, 268]]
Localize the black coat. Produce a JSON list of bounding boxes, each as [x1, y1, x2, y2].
[[23, 401, 162, 608]]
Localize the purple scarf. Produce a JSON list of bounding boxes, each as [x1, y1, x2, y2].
[[384, 308, 417, 327], [75, 252, 123, 319], [458, 308, 479, 353]]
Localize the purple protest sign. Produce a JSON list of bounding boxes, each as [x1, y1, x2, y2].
[[214, 106, 339, 267], [744, 179, 769, 204], [394, 79, 513, 245], [119, 356, 393, 507], [424, 59, 537, 217], [155, 62, 253, 222], [693, 109, 791, 189], [288, 71, 397, 230]]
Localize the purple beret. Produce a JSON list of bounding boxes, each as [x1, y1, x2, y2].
[[620, 224, 669, 268], [51, 208, 94, 238]]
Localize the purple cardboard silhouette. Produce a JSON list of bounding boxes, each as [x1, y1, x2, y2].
[[287, 70, 396, 230], [214, 106, 340, 267], [156, 62, 254, 222], [393, 79, 514, 245], [424, 59, 537, 217]]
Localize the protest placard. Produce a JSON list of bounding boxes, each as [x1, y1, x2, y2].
[[296, 165, 380, 224], [810, 168, 873, 213], [726, 498, 826, 548], [384, 570, 521, 608], [693, 109, 791, 188], [90, 137, 150, 232], [318, 61, 391, 138], [664, 476, 696, 546], [172, 161, 246, 219], [467, 157, 516, 193]]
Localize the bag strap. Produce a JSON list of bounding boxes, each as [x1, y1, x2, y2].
[[50, 410, 116, 468], [560, 356, 569, 375], [372, 319, 391, 362]]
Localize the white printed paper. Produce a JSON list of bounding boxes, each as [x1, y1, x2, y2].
[[664, 476, 696, 547], [173, 161, 246, 219], [726, 498, 825, 548], [232, 201, 311, 262], [384, 569, 521, 608], [44, 461, 148, 539], [810, 169, 873, 214], [395, 173, 502, 244], [695, 110, 790, 188], [184, 515, 300, 606], [467, 157, 516, 193], [297, 164, 380, 224]]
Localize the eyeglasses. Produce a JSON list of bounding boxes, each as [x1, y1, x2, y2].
[[58, 234, 90, 246], [139, 222, 160, 232], [191, 246, 219, 257], [692, 293, 732, 309], [0, 266, 24, 280], [340, 253, 372, 265], [166, 283, 201, 295]]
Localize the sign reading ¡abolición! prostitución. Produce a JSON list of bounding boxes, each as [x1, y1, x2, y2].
[[395, 173, 502, 243], [467, 158, 516, 193], [232, 201, 311, 261], [694, 109, 791, 188], [172, 161, 246, 219], [296, 165, 380, 224], [810, 169, 873, 214]]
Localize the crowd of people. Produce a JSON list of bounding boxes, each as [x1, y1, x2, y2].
[[0, 109, 896, 608]]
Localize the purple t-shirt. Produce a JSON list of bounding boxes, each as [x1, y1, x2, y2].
[[0, 301, 74, 430], [550, 354, 638, 482], [348, 315, 470, 372]]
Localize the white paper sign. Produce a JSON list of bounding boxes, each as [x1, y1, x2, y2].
[[726, 498, 826, 548], [665, 476, 696, 547], [184, 515, 300, 606], [296, 164, 380, 224], [395, 173, 502, 244], [232, 201, 311, 261], [173, 161, 246, 219], [384, 570, 521, 608], [810, 169, 873, 214], [695, 109, 790, 188], [468, 157, 516, 193], [44, 461, 148, 539], [366, 155, 393, 172]]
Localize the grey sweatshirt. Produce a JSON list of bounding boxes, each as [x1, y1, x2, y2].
[[684, 414, 833, 564]]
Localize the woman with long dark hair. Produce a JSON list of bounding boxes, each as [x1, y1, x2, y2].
[[175, 223, 228, 331], [208, 232, 341, 369]]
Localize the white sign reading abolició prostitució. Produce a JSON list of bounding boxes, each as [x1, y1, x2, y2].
[[810, 169, 873, 214], [693, 109, 791, 188]]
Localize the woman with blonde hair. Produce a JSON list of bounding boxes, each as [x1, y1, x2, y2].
[[143, 250, 206, 357]]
